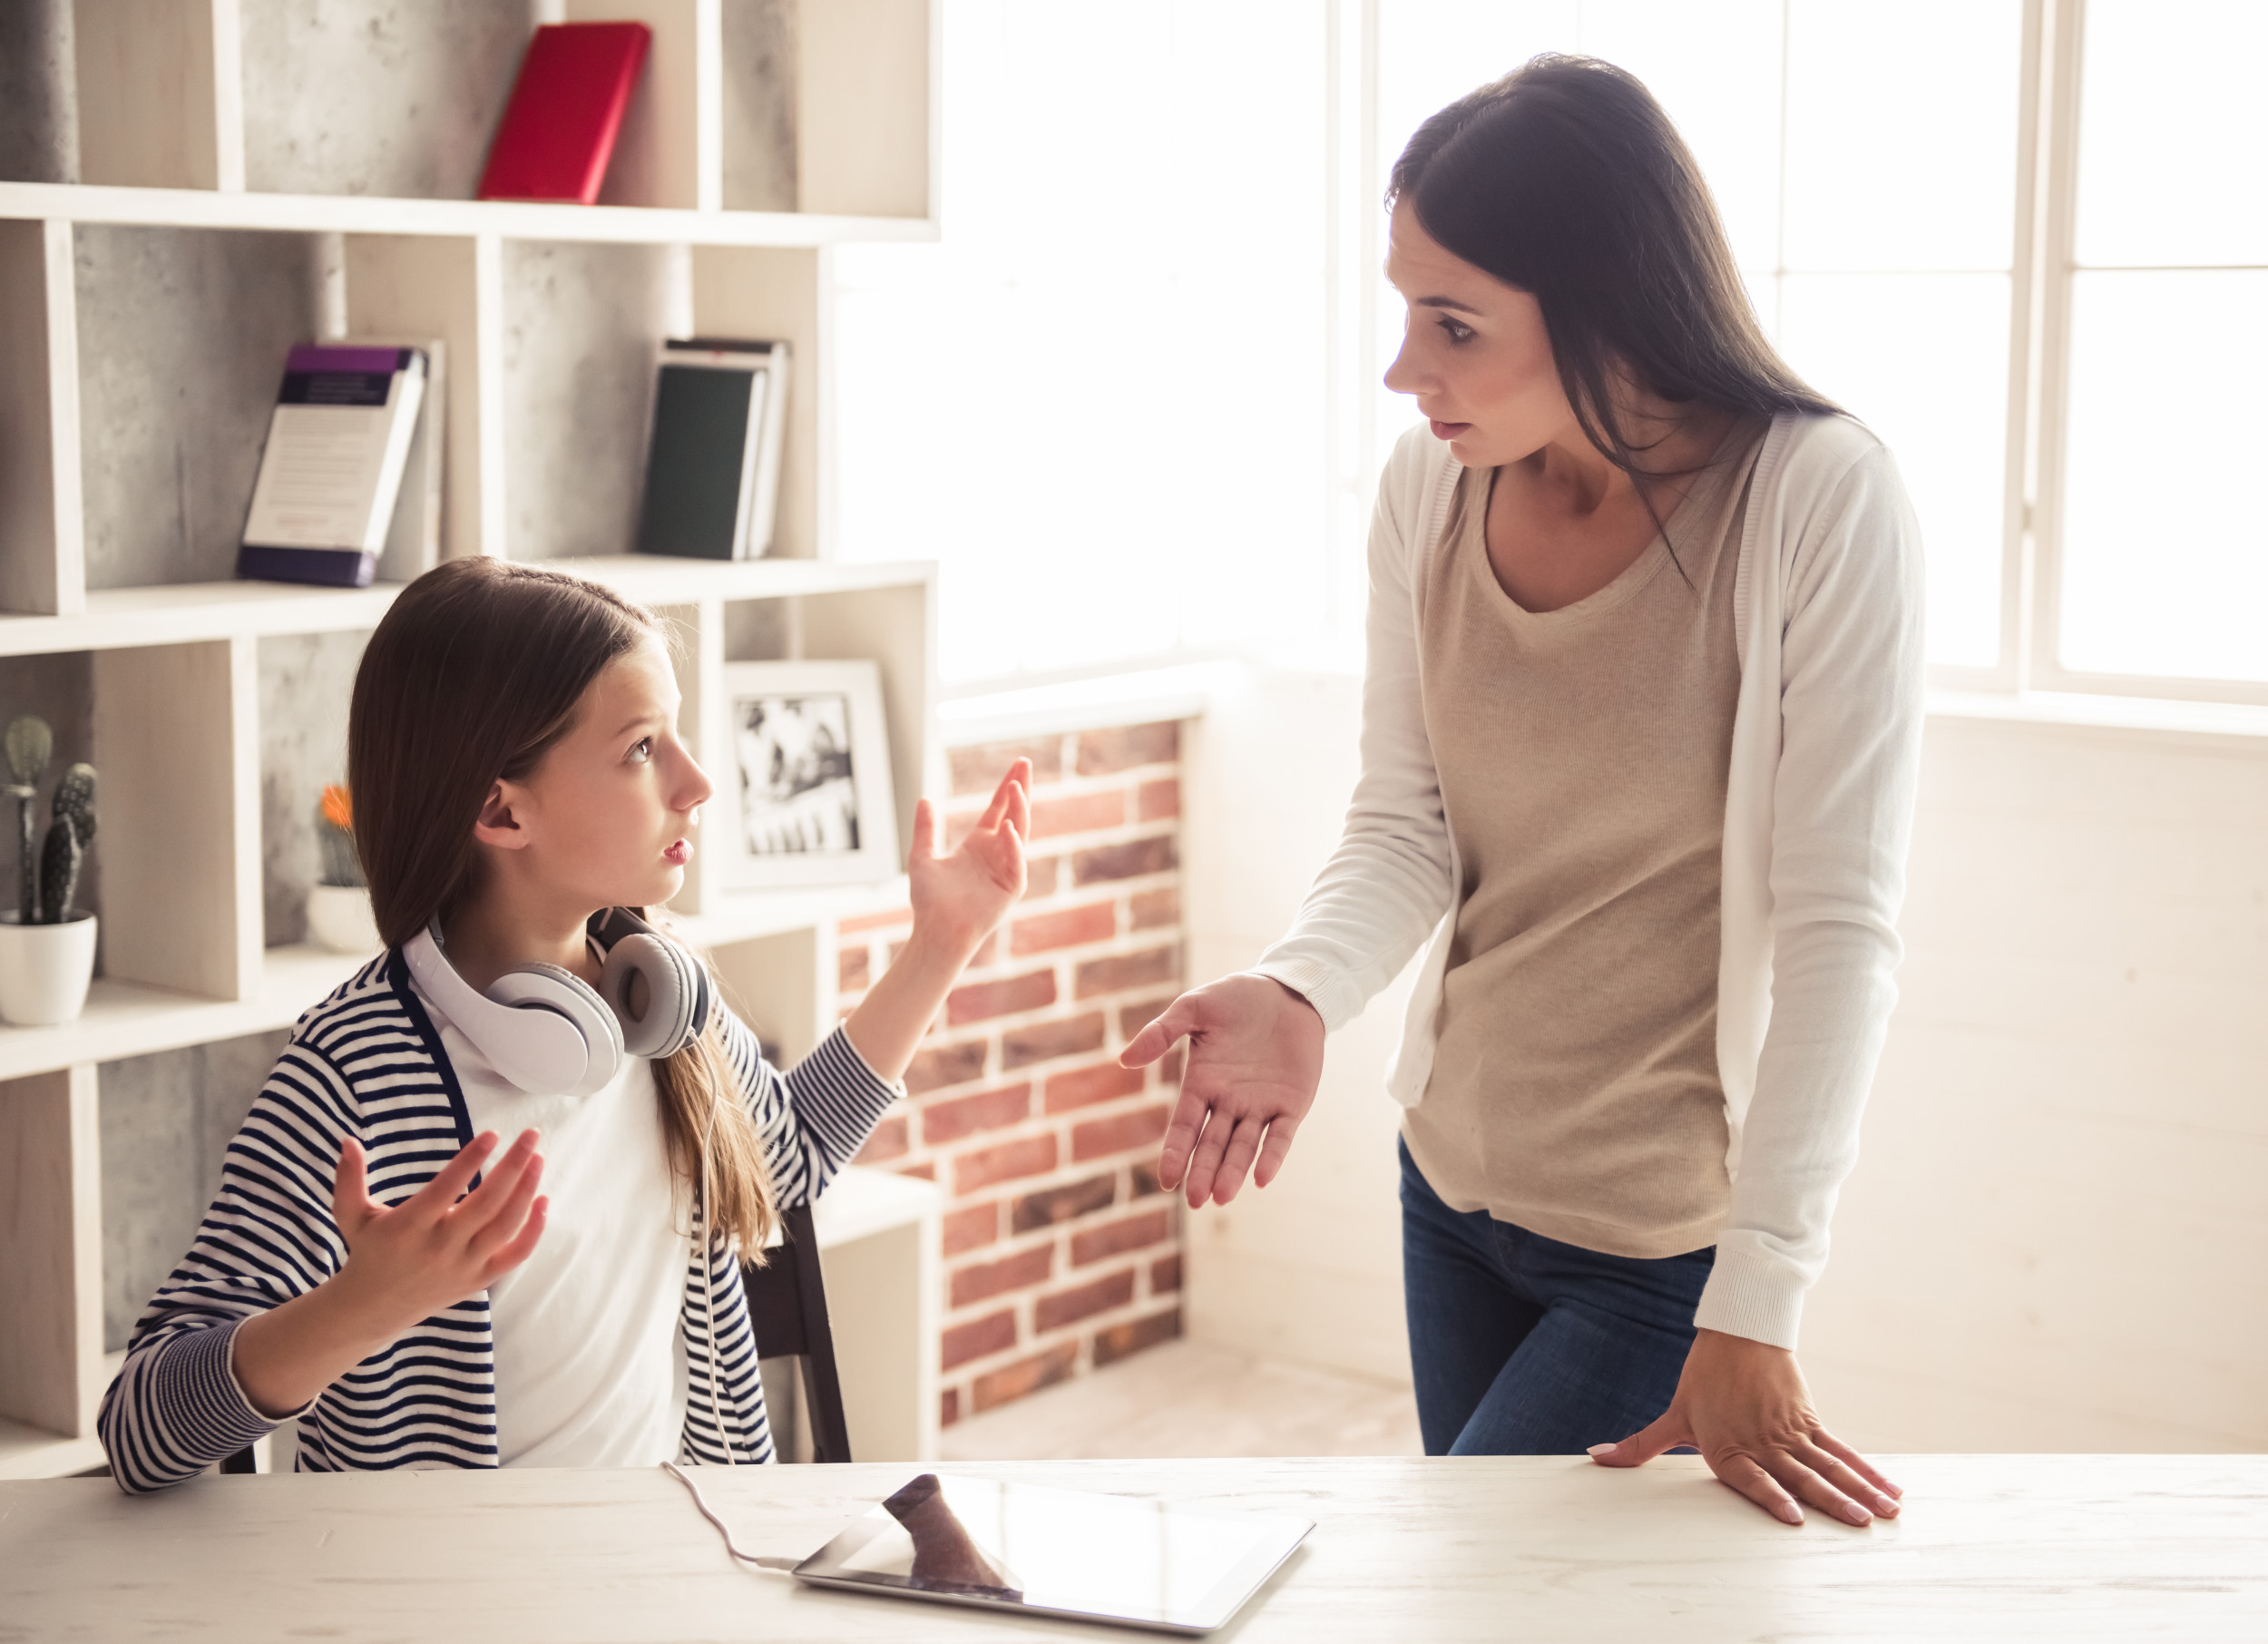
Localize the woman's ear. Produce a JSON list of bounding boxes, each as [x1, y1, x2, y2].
[[473, 779, 533, 851]]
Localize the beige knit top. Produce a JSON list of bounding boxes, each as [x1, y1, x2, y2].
[[1403, 419, 1768, 1258]]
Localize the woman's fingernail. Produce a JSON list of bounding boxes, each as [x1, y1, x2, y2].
[[1843, 1502, 1872, 1525], [1586, 1443, 1617, 1457], [1875, 1493, 1900, 1516], [1778, 1503, 1803, 1524]]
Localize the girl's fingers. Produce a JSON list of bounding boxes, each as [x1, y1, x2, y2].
[[910, 797, 938, 865], [1003, 777, 1030, 841], [1760, 1446, 1871, 1527], [1155, 1081, 1215, 1189], [484, 1196, 550, 1281], [1180, 1105, 1234, 1209], [465, 1152, 545, 1257], [406, 1130, 501, 1220], [455, 1130, 542, 1229], [331, 1136, 374, 1230], [1207, 1116, 1266, 1205]]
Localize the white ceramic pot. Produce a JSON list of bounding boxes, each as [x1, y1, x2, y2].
[[0, 910, 98, 1026], [306, 884, 381, 954]]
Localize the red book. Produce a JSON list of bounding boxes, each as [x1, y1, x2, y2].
[[477, 23, 651, 204]]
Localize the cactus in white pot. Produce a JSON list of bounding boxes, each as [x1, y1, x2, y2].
[[0, 718, 100, 1025]]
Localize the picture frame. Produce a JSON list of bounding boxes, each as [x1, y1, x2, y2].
[[719, 660, 899, 888]]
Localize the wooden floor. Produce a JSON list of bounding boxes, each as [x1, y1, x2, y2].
[[938, 1338, 1425, 1461]]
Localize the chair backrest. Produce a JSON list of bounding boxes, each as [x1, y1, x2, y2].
[[215, 1199, 853, 1476], [742, 1200, 854, 1463]]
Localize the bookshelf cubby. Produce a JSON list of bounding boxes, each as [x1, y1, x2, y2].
[[0, 0, 941, 1481]]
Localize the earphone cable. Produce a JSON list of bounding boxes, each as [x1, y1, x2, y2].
[[660, 1460, 798, 1571], [699, 1072, 736, 1465]]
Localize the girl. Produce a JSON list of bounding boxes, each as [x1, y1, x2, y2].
[[100, 557, 1027, 1490], [1124, 56, 1923, 1528]]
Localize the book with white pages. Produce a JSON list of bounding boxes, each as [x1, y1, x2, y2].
[[238, 344, 427, 588], [344, 335, 446, 583]]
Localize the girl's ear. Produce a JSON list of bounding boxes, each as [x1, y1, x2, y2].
[[473, 779, 533, 851]]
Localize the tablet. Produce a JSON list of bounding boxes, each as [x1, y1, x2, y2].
[[792, 1473, 1313, 1636]]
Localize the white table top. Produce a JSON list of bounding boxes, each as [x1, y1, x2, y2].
[[3, 1454, 2263, 1641]]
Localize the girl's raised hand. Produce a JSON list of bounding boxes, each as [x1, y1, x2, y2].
[[908, 758, 1030, 960], [330, 1129, 549, 1340]]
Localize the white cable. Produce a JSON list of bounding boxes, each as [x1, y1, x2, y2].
[[660, 1460, 798, 1571], [698, 1073, 734, 1464]]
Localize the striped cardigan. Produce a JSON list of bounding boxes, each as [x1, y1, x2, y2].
[[98, 948, 901, 1492]]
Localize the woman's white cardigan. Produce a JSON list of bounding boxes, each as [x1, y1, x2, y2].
[[1253, 413, 1926, 1350]]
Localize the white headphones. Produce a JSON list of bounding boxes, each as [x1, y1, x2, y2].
[[404, 906, 711, 1098]]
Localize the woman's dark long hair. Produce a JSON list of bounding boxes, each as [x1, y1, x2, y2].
[[1390, 54, 1837, 485], [348, 556, 777, 1254]]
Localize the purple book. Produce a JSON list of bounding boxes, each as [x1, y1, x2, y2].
[[237, 345, 427, 589]]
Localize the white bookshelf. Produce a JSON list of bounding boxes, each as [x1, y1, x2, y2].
[[0, 0, 941, 1480]]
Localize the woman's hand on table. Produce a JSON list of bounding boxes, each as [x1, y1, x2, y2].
[[1119, 973, 1325, 1208], [1587, 1328, 1903, 1526]]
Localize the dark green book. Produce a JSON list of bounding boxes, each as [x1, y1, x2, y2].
[[635, 338, 788, 560]]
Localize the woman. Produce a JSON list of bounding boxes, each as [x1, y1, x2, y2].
[[1124, 56, 1922, 1528]]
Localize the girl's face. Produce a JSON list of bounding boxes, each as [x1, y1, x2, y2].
[[1382, 199, 1577, 469], [484, 635, 714, 914]]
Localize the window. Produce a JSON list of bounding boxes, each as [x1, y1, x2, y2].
[[836, 1, 2266, 700]]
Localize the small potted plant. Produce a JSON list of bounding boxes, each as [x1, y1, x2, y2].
[[305, 784, 379, 953], [0, 715, 99, 1026]]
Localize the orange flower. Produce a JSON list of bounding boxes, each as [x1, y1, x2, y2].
[[320, 785, 354, 835]]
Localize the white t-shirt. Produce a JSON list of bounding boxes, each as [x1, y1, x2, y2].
[[410, 973, 692, 1468]]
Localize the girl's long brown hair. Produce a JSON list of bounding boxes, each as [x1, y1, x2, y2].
[[347, 556, 776, 1254]]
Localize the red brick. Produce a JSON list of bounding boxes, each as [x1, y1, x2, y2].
[[1045, 1061, 1147, 1115], [951, 1245, 1053, 1308], [1129, 886, 1179, 931], [897, 1161, 937, 1181], [1119, 993, 1178, 1041], [1022, 857, 1061, 899], [840, 906, 913, 935], [941, 1309, 1016, 1370], [1150, 1253, 1182, 1293], [1035, 1269, 1137, 1333], [1138, 778, 1180, 821], [1129, 1160, 1164, 1198], [1002, 1012, 1107, 1070], [837, 944, 871, 993], [971, 1341, 1078, 1413], [1092, 1306, 1181, 1367], [1075, 945, 1178, 1000], [953, 1133, 1059, 1196], [951, 738, 1063, 796], [853, 1114, 908, 1164], [941, 1387, 961, 1427], [1075, 721, 1178, 776], [944, 1202, 1000, 1256], [1010, 1173, 1117, 1233], [905, 1041, 988, 1095], [1070, 1208, 1170, 1267], [1073, 835, 1177, 886], [1031, 789, 1125, 840], [1010, 902, 1116, 956], [1073, 1105, 1168, 1162], [922, 1081, 1031, 1147], [947, 968, 1057, 1026]]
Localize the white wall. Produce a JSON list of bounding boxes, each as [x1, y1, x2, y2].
[[1181, 666, 1414, 1387], [1184, 666, 2268, 1450]]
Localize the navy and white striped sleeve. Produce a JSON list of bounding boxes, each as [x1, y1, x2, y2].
[[715, 1013, 902, 1209], [97, 1038, 355, 1492]]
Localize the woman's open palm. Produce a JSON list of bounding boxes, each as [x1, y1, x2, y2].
[[1119, 973, 1325, 1208]]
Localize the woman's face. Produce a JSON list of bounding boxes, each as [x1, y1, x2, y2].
[[1383, 199, 1576, 468], [491, 634, 715, 914]]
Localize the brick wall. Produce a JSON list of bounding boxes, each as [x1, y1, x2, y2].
[[835, 719, 1188, 1431]]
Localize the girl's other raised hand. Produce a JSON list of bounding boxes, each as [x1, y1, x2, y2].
[[908, 758, 1029, 962], [330, 1129, 549, 1340]]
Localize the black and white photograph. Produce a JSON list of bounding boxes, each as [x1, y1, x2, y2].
[[734, 690, 859, 856], [719, 660, 898, 888]]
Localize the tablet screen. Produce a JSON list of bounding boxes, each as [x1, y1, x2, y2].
[[794, 1473, 1312, 1634]]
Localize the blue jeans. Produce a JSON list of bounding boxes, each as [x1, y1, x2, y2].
[[1400, 1137, 1714, 1455]]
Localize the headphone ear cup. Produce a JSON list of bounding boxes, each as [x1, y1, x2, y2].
[[600, 934, 706, 1060], [489, 964, 623, 1099]]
